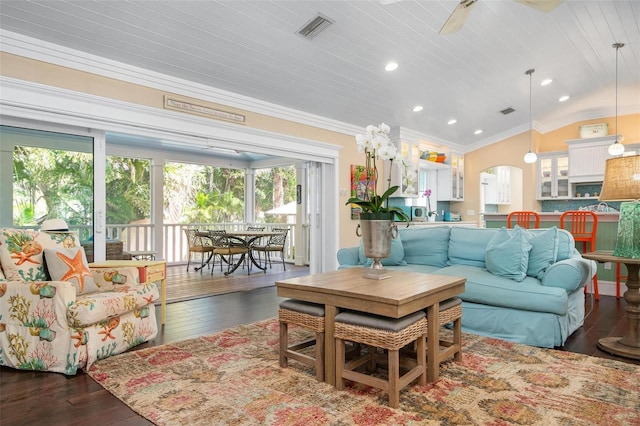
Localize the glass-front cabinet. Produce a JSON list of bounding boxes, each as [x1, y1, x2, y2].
[[438, 152, 464, 201], [537, 152, 569, 199], [390, 139, 420, 197]]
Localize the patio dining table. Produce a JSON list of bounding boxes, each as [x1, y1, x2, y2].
[[195, 230, 281, 275]]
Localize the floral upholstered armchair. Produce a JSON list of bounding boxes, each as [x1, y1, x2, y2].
[[0, 227, 158, 374]]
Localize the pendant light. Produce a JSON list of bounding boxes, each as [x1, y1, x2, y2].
[[523, 68, 537, 164], [608, 43, 625, 156]]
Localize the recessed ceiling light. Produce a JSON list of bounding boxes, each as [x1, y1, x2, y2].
[[558, 95, 570, 102], [412, 105, 423, 112], [541, 79, 553, 86], [385, 62, 398, 72], [474, 129, 483, 135], [448, 119, 457, 125]]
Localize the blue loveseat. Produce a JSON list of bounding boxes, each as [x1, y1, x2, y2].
[[337, 226, 596, 348]]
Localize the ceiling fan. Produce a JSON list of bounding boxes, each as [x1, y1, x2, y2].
[[438, 0, 563, 34]]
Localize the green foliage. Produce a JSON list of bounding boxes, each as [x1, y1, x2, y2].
[[12, 146, 94, 226], [105, 156, 151, 224], [346, 185, 410, 222], [255, 166, 296, 223], [11, 140, 297, 228]]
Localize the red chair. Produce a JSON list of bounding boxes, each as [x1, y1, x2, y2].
[[507, 211, 540, 229], [560, 211, 599, 300]]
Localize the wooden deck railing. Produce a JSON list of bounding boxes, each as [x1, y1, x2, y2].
[[65, 222, 299, 266]]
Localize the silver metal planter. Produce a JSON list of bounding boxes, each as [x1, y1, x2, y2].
[[356, 213, 398, 280]]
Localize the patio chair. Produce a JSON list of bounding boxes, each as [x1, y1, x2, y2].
[[212, 233, 251, 276], [184, 228, 214, 273], [252, 227, 288, 271], [207, 230, 228, 272]]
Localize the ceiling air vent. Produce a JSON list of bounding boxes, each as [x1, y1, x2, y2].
[[500, 107, 515, 115], [297, 13, 334, 39]]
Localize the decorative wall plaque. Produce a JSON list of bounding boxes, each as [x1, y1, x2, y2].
[[164, 96, 245, 124]]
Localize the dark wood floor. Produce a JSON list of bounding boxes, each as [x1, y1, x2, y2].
[[1, 273, 637, 426]]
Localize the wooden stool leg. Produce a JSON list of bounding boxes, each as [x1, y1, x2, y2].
[[417, 334, 426, 386], [315, 331, 325, 382], [453, 317, 462, 362], [279, 321, 288, 368], [366, 345, 377, 372], [388, 349, 400, 408], [335, 337, 345, 390]]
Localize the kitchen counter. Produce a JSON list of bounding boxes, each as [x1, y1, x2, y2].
[[483, 212, 619, 223], [402, 221, 478, 227]]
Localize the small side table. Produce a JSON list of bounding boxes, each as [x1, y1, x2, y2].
[[582, 250, 640, 360], [129, 251, 157, 261], [89, 259, 167, 325]]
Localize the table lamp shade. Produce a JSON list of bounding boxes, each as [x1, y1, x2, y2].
[[599, 155, 640, 258]]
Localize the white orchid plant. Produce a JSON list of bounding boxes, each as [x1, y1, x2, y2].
[[346, 123, 410, 222]]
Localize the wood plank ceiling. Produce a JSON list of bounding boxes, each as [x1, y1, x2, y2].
[[0, 0, 638, 150]]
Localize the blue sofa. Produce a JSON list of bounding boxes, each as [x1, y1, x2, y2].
[[337, 226, 596, 348]]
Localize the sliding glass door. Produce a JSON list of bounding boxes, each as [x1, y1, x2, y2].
[[0, 125, 95, 240]]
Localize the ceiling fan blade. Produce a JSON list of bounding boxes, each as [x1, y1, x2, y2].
[[512, 0, 563, 13], [439, 0, 477, 35]]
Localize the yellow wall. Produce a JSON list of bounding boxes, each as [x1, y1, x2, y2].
[[2, 52, 638, 249], [462, 113, 640, 223], [0, 52, 364, 247]]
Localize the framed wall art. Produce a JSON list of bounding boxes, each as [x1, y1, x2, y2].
[[350, 164, 374, 220]]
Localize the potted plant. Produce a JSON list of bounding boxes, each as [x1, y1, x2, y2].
[[345, 123, 410, 222], [423, 189, 438, 222], [345, 123, 410, 279]]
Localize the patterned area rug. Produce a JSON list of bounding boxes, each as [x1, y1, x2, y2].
[[88, 319, 640, 425]]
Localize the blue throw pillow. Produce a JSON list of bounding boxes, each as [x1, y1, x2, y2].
[[399, 226, 450, 267], [485, 227, 532, 282], [522, 226, 559, 280], [359, 234, 407, 266]]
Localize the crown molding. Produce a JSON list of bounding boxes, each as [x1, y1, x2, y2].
[[0, 30, 362, 137], [0, 76, 341, 163]]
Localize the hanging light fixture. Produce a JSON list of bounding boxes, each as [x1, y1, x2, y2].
[[608, 43, 626, 156], [523, 68, 537, 164]]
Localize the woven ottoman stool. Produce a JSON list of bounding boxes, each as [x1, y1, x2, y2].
[[278, 299, 325, 381], [334, 310, 427, 408]]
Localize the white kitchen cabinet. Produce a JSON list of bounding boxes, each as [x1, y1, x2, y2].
[[438, 152, 464, 201], [481, 167, 510, 205], [390, 139, 419, 197], [495, 166, 511, 204], [537, 152, 570, 199], [481, 172, 498, 204], [566, 136, 617, 183]]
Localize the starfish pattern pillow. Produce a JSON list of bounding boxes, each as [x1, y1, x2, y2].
[[44, 246, 99, 294]]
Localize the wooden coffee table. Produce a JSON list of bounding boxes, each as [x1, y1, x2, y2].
[[276, 268, 465, 385]]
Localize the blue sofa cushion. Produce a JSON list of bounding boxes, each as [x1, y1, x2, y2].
[[399, 226, 450, 267], [554, 229, 577, 261], [485, 227, 532, 282], [359, 234, 407, 266], [524, 226, 560, 280], [448, 227, 498, 267], [436, 264, 569, 315]]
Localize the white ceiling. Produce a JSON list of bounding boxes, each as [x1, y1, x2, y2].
[[1, 0, 639, 151]]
